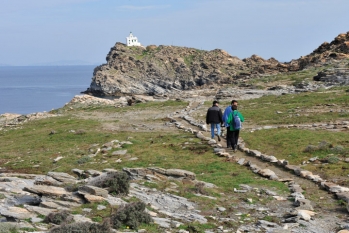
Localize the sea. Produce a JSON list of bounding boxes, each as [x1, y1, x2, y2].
[[0, 65, 95, 115]]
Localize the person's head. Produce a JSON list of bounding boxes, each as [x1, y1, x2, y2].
[[213, 100, 219, 106], [231, 100, 238, 106], [232, 105, 237, 110]]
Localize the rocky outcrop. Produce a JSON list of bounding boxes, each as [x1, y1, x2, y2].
[[85, 44, 290, 96], [313, 67, 349, 85], [85, 31, 349, 96], [86, 44, 246, 96], [288, 32, 349, 70]]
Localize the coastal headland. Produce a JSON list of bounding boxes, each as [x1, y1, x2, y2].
[[0, 32, 349, 233]]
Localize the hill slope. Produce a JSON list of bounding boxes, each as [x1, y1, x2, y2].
[[85, 32, 349, 96]]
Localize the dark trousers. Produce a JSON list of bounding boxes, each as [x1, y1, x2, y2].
[[227, 129, 240, 149], [226, 127, 230, 147]]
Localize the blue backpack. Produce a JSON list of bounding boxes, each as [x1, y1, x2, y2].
[[233, 111, 241, 130]]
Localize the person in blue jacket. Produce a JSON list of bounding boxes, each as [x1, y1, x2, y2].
[[227, 105, 244, 152], [223, 100, 238, 148]]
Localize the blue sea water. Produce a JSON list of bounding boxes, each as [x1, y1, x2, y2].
[[0, 66, 95, 115]]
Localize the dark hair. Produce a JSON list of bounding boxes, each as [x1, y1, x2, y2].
[[231, 100, 238, 105], [213, 100, 219, 105], [232, 105, 237, 110]]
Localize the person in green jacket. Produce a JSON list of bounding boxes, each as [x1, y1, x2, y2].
[[227, 105, 245, 151]]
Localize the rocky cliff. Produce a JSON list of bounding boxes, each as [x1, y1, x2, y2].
[[85, 32, 349, 96], [287, 31, 349, 71]]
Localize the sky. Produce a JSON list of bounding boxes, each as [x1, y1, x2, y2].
[[1, 0, 349, 66]]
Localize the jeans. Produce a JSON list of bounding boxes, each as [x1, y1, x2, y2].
[[210, 123, 221, 139]]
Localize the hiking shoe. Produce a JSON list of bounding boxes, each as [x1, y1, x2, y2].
[[217, 135, 221, 142]]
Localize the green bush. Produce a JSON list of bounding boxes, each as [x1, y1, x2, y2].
[[327, 156, 340, 164], [76, 156, 92, 164], [93, 171, 130, 195], [49, 221, 111, 233], [303, 145, 318, 153], [332, 145, 345, 154], [318, 141, 331, 150], [44, 211, 73, 225], [110, 202, 153, 230], [186, 224, 202, 233], [0, 223, 19, 233]]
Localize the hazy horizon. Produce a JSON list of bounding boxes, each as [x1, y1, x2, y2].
[[1, 0, 349, 66]]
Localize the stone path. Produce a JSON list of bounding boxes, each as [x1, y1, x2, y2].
[[1, 88, 349, 233], [168, 99, 349, 233]]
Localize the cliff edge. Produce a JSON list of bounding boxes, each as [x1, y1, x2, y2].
[[85, 32, 349, 96]]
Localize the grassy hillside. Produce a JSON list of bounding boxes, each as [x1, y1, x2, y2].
[[0, 74, 348, 232]]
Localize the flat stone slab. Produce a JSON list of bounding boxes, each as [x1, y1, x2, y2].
[[104, 195, 127, 206], [336, 192, 349, 202], [23, 185, 68, 197], [0, 177, 35, 194], [79, 193, 105, 203], [50, 199, 81, 208], [40, 201, 70, 210], [0, 206, 36, 219], [152, 217, 183, 229], [78, 185, 108, 198], [130, 183, 207, 223], [34, 175, 63, 186], [112, 150, 127, 155], [47, 172, 77, 184], [25, 205, 57, 216], [73, 214, 93, 223]]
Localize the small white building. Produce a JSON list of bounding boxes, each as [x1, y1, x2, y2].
[[126, 32, 141, 46]]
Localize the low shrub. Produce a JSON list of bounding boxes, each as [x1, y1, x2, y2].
[[327, 156, 340, 164], [49, 221, 111, 233], [318, 141, 331, 150], [93, 171, 130, 195], [64, 183, 81, 192], [110, 202, 153, 230], [186, 224, 202, 233], [0, 223, 19, 233], [194, 182, 208, 195], [331, 145, 345, 154], [303, 145, 318, 153], [44, 211, 73, 225], [76, 156, 92, 164], [75, 129, 86, 135]]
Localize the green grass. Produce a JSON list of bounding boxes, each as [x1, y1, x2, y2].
[[0, 108, 289, 197], [242, 128, 349, 163], [0, 115, 109, 173], [1, 87, 349, 230], [63, 99, 187, 113], [245, 65, 332, 87], [202, 85, 349, 186], [72, 201, 111, 220], [217, 87, 349, 125], [184, 55, 195, 66]]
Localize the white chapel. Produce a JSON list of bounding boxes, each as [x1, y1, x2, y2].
[[126, 32, 141, 46]]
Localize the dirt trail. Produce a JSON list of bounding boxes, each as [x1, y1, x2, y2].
[[69, 97, 349, 232], [170, 100, 349, 233]]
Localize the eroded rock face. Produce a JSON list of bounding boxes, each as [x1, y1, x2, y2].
[[288, 32, 349, 71], [313, 68, 349, 85], [85, 32, 349, 96], [87, 44, 245, 96]]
